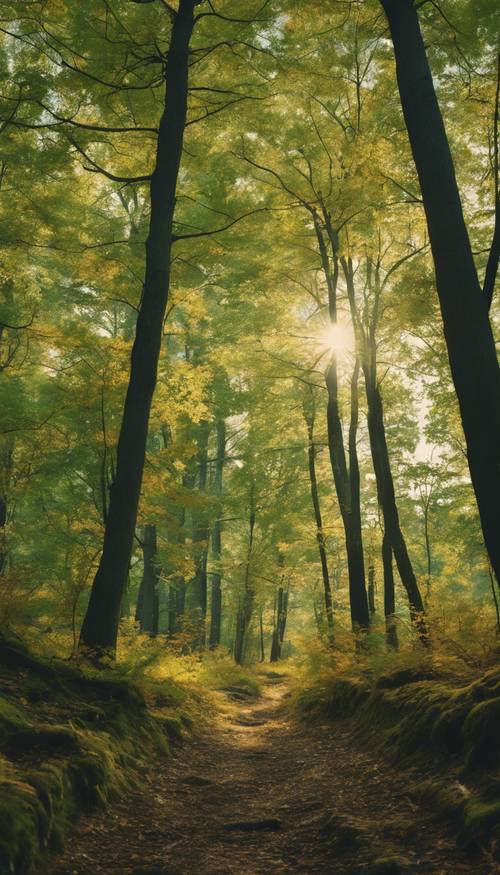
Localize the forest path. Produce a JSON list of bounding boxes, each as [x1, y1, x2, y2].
[[48, 672, 484, 875]]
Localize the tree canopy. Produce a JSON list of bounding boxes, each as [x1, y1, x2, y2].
[[0, 0, 498, 663]]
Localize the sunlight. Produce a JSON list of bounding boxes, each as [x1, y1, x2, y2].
[[319, 322, 355, 357]]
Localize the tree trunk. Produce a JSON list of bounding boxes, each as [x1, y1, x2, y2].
[[79, 0, 196, 658], [209, 418, 225, 649], [368, 563, 376, 614], [325, 350, 369, 632], [382, 531, 398, 651], [137, 524, 159, 637], [380, 0, 500, 583], [302, 393, 334, 640], [259, 607, 265, 662], [341, 256, 427, 639], [187, 421, 210, 650], [167, 459, 193, 636], [314, 215, 369, 632], [345, 358, 370, 631], [0, 438, 13, 577], [365, 374, 428, 643], [423, 503, 432, 601], [234, 492, 256, 665], [270, 586, 289, 663]]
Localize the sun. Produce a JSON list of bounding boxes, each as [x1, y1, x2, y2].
[[319, 322, 355, 356]]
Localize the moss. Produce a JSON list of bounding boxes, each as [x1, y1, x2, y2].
[[411, 777, 467, 821], [375, 668, 434, 689], [0, 780, 45, 875], [0, 635, 193, 874], [159, 715, 184, 744], [462, 697, 500, 767], [294, 675, 369, 720], [462, 798, 500, 845], [296, 664, 500, 859], [0, 694, 30, 739]]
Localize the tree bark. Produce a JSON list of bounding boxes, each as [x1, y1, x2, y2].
[[259, 606, 265, 662], [234, 489, 256, 665], [382, 531, 398, 650], [270, 585, 289, 663], [0, 438, 13, 576], [315, 212, 369, 631], [365, 376, 428, 642], [209, 418, 225, 649], [342, 258, 427, 641], [380, 0, 500, 583], [302, 393, 334, 640], [136, 524, 159, 637], [187, 421, 210, 649], [368, 562, 376, 614], [345, 357, 369, 631], [167, 458, 193, 636], [79, 0, 196, 658]]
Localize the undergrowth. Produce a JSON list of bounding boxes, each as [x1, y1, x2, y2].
[[290, 628, 500, 856], [0, 632, 205, 874]]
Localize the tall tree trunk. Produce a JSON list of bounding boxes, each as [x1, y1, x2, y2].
[[209, 418, 225, 649], [167, 459, 193, 636], [423, 503, 432, 601], [0, 438, 13, 576], [79, 0, 196, 658], [259, 607, 265, 662], [313, 214, 369, 632], [382, 531, 399, 651], [234, 489, 256, 665], [343, 258, 427, 640], [136, 524, 159, 637], [345, 358, 369, 631], [302, 392, 334, 640], [270, 586, 289, 663], [187, 421, 210, 650], [368, 562, 376, 614], [365, 375, 428, 642], [380, 0, 500, 583]]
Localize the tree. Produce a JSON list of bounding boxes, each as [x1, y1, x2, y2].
[[302, 387, 334, 640], [379, 0, 500, 583], [79, 0, 199, 657]]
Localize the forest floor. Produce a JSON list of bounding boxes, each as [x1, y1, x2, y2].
[[47, 672, 494, 875]]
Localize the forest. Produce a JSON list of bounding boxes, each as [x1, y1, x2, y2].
[[0, 0, 499, 872]]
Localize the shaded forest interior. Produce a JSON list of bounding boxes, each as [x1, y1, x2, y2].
[[0, 0, 500, 873]]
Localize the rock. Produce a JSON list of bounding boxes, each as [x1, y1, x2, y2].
[[223, 818, 283, 832]]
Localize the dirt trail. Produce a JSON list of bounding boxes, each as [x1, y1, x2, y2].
[[48, 673, 490, 875]]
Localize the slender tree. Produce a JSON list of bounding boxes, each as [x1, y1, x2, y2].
[[135, 524, 160, 637], [187, 420, 211, 648], [302, 389, 334, 640], [209, 418, 226, 649], [342, 255, 428, 641]]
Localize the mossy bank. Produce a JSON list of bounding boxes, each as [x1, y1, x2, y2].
[[0, 634, 193, 874], [294, 659, 500, 857]]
